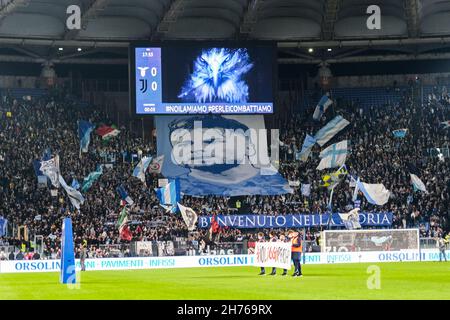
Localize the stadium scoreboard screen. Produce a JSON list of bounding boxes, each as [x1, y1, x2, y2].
[[129, 41, 276, 115]]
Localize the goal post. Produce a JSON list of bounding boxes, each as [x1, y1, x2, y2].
[[321, 228, 420, 253]]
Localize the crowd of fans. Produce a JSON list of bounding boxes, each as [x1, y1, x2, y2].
[[0, 84, 448, 259]]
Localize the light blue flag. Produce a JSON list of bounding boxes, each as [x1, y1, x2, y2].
[[81, 165, 103, 193], [155, 179, 181, 213], [392, 129, 408, 138], [314, 116, 350, 147], [313, 95, 333, 120], [71, 179, 80, 190], [132, 156, 152, 183], [0, 217, 7, 237], [59, 175, 85, 210], [298, 134, 317, 162], [78, 120, 95, 153], [316, 140, 348, 170]]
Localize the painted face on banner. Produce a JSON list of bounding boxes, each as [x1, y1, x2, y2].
[[168, 116, 259, 183]]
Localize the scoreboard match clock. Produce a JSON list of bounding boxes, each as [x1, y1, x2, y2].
[[129, 41, 277, 115]]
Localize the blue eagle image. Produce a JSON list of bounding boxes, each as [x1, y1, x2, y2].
[[178, 48, 254, 103]]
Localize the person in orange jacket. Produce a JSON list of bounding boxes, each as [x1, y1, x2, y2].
[[288, 230, 303, 277]]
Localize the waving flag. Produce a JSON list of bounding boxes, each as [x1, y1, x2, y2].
[[314, 116, 350, 147], [301, 183, 311, 197], [298, 134, 317, 162], [316, 140, 348, 170], [321, 165, 348, 189], [81, 165, 103, 193], [155, 179, 181, 213], [96, 125, 120, 140], [440, 120, 450, 129], [78, 120, 95, 153], [59, 175, 85, 210], [177, 203, 198, 231], [117, 206, 128, 230], [148, 155, 164, 174], [356, 180, 390, 206], [133, 156, 152, 183], [410, 174, 428, 194], [352, 176, 360, 202], [392, 129, 408, 138], [117, 185, 134, 206], [117, 207, 132, 241], [339, 208, 361, 230], [407, 163, 428, 193], [71, 179, 80, 190], [40, 155, 60, 188], [0, 217, 7, 237], [313, 94, 333, 120]]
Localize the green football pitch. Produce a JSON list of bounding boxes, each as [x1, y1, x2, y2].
[[0, 262, 449, 300]]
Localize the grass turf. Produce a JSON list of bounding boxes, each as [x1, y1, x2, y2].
[[0, 262, 449, 300]]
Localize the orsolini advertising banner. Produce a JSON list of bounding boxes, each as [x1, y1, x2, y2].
[[254, 242, 292, 270]]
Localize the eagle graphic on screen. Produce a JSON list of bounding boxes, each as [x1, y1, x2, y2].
[[178, 48, 254, 103]]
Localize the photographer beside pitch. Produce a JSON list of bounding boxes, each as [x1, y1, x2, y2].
[[288, 230, 303, 277]]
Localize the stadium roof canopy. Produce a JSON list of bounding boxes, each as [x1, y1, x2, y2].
[[1, 0, 450, 64]]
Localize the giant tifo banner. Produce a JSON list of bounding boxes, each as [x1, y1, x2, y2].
[[155, 115, 292, 196], [198, 213, 393, 228], [1, 250, 449, 273], [254, 242, 291, 269]]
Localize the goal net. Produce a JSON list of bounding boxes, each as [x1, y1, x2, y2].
[[321, 229, 419, 252]]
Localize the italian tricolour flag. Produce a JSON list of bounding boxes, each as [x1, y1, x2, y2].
[[96, 125, 120, 140]]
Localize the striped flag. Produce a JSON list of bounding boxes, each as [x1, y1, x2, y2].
[[313, 94, 333, 120], [155, 179, 181, 213], [298, 134, 317, 162], [314, 116, 350, 147], [96, 125, 120, 140], [117, 184, 134, 206], [59, 175, 85, 210], [132, 156, 152, 183]]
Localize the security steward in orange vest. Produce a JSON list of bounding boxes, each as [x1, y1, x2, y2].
[[288, 230, 303, 277]]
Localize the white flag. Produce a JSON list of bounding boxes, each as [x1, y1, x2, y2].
[[339, 208, 361, 229], [177, 203, 198, 231], [301, 183, 311, 197], [59, 175, 85, 210], [410, 174, 428, 194], [40, 155, 60, 188], [132, 156, 152, 183], [148, 155, 164, 174], [316, 140, 348, 170], [357, 180, 390, 206]]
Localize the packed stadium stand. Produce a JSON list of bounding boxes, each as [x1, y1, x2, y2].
[[0, 82, 448, 259], [0, 0, 449, 262]]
